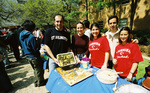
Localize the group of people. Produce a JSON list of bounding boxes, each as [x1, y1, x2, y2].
[[2, 14, 143, 91], [41, 14, 142, 84]]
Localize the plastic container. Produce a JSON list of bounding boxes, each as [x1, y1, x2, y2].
[[81, 58, 90, 69]]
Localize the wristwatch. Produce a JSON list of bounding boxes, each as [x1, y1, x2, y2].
[[130, 72, 133, 74]]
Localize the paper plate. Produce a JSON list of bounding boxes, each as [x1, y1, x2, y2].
[[96, 69, 118, 84], [115, 84, 149, 93]]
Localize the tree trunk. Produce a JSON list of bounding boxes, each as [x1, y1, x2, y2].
[[130, 0, 137, 30], [113, 0, 116, 15], [85, 0, 88, 20]]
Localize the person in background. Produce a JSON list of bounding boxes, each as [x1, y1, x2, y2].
[[86, 23, 110, 69], [19, 20, 45, 87], [43, 14, 71, 74], [83, 20, 91, 38], [16, 24, 25, 57], [9, 27, 21, 61], [33, 27, 42, 44], [113, 27, 143, 83], [72, 22, 89, 63], [105, 15, 139, 69], [0, 53, 13, 92], [0, 32, 11, 68]]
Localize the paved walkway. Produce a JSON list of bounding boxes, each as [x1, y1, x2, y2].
[[4, 51, 50, 93]]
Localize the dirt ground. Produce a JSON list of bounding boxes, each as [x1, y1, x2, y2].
[[3, 51, 50, 93]]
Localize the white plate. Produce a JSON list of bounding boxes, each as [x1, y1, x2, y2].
[[115, 84, 149, 93], [96, 69, 118, 84]]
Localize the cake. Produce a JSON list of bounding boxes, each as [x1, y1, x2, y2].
[[56, 67, 78, 75], [96, 69, 118, 84], [62, 68, 93, 86]]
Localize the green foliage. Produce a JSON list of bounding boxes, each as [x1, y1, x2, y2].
[[65, 11, 81, 21], [23, 0, 63, 26], [88, 0, 123, 12], [1, 0, 80, 29], [132, 30, 150, 45], [80, 11, 89, 18], [0, 0, 23, 25], [136, 58, 150, 80], [89, 0, 112, 11]]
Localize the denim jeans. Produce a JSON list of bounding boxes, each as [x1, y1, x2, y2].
[[77, 53, 85, 61], [0, 46, 10, 67], [48, 58, 58, 74]]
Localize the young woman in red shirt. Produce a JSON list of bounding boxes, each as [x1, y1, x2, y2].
[[87, 23, 110, 69], [114, 27, 143, 83]]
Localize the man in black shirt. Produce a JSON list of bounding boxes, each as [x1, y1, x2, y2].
[[43, 14, 71, 73]]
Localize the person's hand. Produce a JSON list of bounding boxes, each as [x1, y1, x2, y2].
[[76, 58, 81, 63], [113, 59, 117, 65], [101, 64, 107, 70], [126, 73, 133, 81], [53, 58, 59, 65], [131, 39, 139, 43], [83, 55, 87, 58], [102, 33, 107, 37]]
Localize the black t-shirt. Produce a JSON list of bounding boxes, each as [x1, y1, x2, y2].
[[43, 28, 71, 57]]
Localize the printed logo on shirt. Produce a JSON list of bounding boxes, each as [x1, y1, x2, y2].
[[116, 48, 131, 58], [51, 36, 68, 41], [89, 42, 100, 50]]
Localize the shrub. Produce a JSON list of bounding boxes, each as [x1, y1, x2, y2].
[[132, 30, 150, 45]]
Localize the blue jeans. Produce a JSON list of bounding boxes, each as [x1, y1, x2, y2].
[[48, 58, 58, 74], [77, 53, 85, 61], [0, 46, 10, 67]]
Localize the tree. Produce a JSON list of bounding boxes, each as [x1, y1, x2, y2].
[[0, 0, 23, 26], [130, 0, 138, 30], [20, 0, 80, 29], [22, 0, 64, 27], [61, 0, 80, 29]]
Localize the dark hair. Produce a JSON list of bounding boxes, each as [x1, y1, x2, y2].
[[119, 27, 133, 44], [90, 23, 101, 41], [9, 27, 17, 32], [54, 14, 64, 21], [23, 20, 35, 32], [108, 15, 118, 24], [76, 22, 85, 28], [82, 20, 90, 28]]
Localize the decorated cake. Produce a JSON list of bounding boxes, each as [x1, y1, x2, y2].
[[96, 69, 118, 84], [56, 67, 78, 75], [62, 68, 93, 86]]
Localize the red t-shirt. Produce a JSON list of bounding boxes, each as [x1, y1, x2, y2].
[[1, 31, 7, 35], [89, 36, 110, 68], [114, 43, 143, 77]]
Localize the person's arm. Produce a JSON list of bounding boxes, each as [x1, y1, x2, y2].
[[131, 39, 139, 43], [101, 51, 109, 70], [44, 44, 58, 64], [126, 63, 138, 81], [75, 55, 81, 63]]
